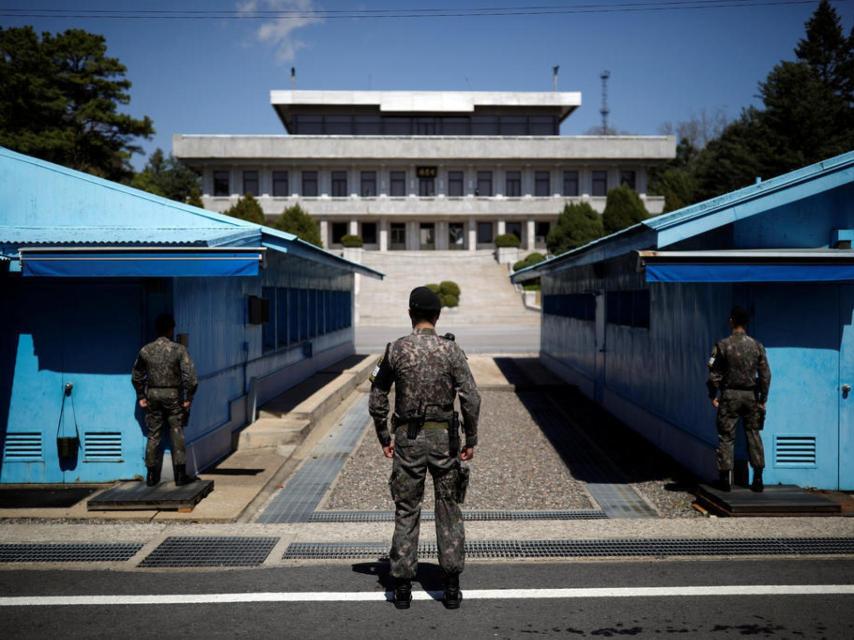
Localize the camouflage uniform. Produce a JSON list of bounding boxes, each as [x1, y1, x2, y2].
[[132, 336, 198, 467], [369, 327, 480, 580], [707, 331, 771, 471]]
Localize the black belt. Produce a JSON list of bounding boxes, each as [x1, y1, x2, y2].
[[725, 385, 756, 391]]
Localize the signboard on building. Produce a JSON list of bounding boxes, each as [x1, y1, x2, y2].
[[416, 166, 438, 178]]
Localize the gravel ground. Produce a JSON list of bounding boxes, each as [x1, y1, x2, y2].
[[323, 390, 594, 511]]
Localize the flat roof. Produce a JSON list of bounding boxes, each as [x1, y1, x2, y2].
[[270, 90, 582, 128]]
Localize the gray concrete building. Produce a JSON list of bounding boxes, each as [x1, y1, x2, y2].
[[173, 90, 676, 252]]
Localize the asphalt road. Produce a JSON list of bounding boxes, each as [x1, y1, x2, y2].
[[2, 558, 853, 639]]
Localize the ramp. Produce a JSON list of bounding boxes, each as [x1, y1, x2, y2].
[[87, 480, 214, 512], [695, 484, 842, 517]]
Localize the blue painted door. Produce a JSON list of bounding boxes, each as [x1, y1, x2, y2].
[[1, 280, 147, 484], [594, 293, 606, 403], [838, 285, 854, 490], [752, 284, 840, 489]]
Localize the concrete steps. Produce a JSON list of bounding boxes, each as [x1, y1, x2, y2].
[[357, 250, 539, 326]]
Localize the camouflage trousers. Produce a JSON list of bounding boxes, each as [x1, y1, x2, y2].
[[144, 388, 186, 467], [389, 424, 464, 580], [716, 389, 765, 471]]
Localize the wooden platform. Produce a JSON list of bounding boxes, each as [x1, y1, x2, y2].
[[87, 480, 214, 512], [695, 483, 842, 517]]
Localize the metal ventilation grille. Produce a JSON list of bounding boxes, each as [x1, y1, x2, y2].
[[3, 433, 43, 461], [282, 538, 854, 560], [83, 432, 123, 461], [0, 543, 143, 563], [139, 537, 278, 568], [775, 435, 817, 467], [309, 510, 608, 523]]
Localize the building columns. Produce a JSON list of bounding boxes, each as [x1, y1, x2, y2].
[[526, 219, 536, 251], [349, 220, 359, 236], [497, 219, 506, 236], [320, 220, 329, 248], [379, 219, 389, 252], [468, 217, 477, 252]]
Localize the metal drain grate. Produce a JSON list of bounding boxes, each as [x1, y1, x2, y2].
[[140, 537, 278, 568], [309, 510, 608, 523], [258, 395, 370, 523], [282, 538, 854, 560], [0, 543, 143, 563]]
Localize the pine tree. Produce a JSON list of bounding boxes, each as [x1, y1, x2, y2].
[[224, 194, 266, 224], [131, 148, 201, 204], [546, 201, 604, 255], [602, 185, 648, 235], [272, 204, 322, 247]]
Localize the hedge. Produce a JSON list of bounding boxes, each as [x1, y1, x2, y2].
[[495, 233, 521, 248], [340, 234, 364, 248]]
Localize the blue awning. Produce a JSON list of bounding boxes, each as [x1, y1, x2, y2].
[[20, 247, 265, 278], [639, 250, 854, 284]]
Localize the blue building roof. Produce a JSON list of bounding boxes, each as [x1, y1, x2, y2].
[[0, 146, 382, 279], [511, 150, 854, 283]]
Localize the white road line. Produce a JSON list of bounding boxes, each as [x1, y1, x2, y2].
[[1, 585, 853, 607]]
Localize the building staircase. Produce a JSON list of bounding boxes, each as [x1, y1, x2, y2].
[[357, 250, 540, 326]]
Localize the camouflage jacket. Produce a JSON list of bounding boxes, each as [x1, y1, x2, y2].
[[707, 332, 771, 402], [368, 327, 481, 448], [131, 337, 198, 401]]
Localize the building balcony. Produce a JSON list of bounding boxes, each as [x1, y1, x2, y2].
[[201, 193, 666, 217]]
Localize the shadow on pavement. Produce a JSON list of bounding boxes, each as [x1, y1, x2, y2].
[[352, 560, 447, 600], [492, 357, 697, 491]]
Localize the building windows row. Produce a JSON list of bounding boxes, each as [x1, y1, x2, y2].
[[543, 293, 596, 321], [261, 287, 352, 353], [606, 289, 650, 329], [288, 113, 559, 136], [213, 168, 640, 198]]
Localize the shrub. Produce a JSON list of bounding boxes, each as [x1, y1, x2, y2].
[[441, 293, 459, 308], [546, 201, 604, 255], [602, 185, 648, 234], [513, 251, 545, 272], [495, 233, 521, 248], [224, 194, 265, 224], [340, 234, 364, 248], [439, 280, 460, 297], [426, 283, 441, 294], [272, 204, 322, 247], [523, 283, 541, 291], [185, 193, 204, 208]]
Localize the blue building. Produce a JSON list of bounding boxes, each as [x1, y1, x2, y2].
[[0, 147, 381, 484], [512, 151, 854, 490]]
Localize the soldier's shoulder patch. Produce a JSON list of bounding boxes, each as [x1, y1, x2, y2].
[[369, 358, 383, 383]]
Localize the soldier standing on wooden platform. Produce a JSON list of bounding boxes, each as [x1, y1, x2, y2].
[[707, 305, 771, 493], [369, 286, 481, 610], [132, 313, 198, 487]]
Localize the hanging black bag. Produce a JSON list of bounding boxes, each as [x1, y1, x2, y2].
[[56, 383, 80, 459]]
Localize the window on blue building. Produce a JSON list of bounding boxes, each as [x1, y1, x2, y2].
[[606, 290, 650, 328], [542, 293, 595, 321], [262, 287, 276, 352]]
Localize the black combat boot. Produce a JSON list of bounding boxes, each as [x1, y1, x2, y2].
[[751, 468, 764, 493], [443, 574, 462, 610], [718, 470, 732, 492], [174, 464, 196, 487], [393, 579, 412, 610], [146, 466, 160, 487]]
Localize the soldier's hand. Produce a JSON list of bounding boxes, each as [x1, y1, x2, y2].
[[138, 399, 148, 409], [382, 443, 395, 459], [182, 401, 191, 410], [759, 403, 766, 411], [460, 446, 474, 461], [711, 398, 719, 409]]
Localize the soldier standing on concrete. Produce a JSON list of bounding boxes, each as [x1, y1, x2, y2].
[[369, 286, 481, 610], [132, 313, 198, 487], [707, 305, 771, 493]]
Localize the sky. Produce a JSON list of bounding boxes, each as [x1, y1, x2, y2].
[[2, 0, 852, 169]]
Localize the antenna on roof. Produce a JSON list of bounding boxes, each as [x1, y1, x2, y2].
[[290, 66, 296, 91], [552, 65, 559, 92], [600, 70, 610, 135]]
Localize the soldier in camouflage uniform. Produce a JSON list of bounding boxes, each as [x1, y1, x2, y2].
[[707, 305, 771, 492], [369, 286, 480, 610], [132, 314, 198, 487]]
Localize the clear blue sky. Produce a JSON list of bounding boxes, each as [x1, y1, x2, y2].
[[2, 1, 852, 169]]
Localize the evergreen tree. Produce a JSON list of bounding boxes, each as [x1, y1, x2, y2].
[[224, 194, 266, 224], [272, 204, 322, 247], [602, 185, 648, 235], [131, 149, 201, 204], [0, 27, 153, 182], [185, 193, 204, 208], [546, 201, 604, 255]]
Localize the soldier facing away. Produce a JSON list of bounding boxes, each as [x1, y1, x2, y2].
[[132, 313, 198, 487], [707, 305, 771, 493], [369, 286, 481, 610]]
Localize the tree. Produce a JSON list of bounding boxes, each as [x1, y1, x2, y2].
[[131, 149, 201, 204], [0, 27, 153, 182], [602, 185, 648, 235], [272, 204, 322, 247], [186, 193, 204, 208], [224, 194, 266, 224], [546, 201, 604, 255]]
